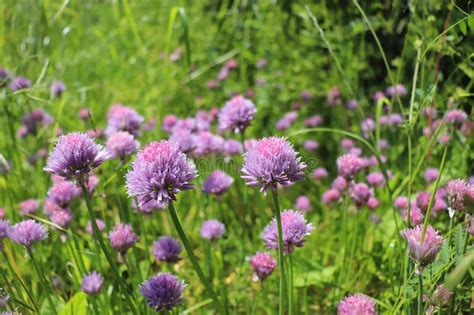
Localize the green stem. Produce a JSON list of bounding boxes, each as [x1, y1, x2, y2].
[[26, 248, 58, 315], [78, 177, 137, 313], [167, 202, 224, 313], [417, 272, 423, 315], [271, 190, 286, 315], [288, 254, 294, 315]]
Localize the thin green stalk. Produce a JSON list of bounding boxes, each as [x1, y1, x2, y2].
[[167, 202, 224, 313], [288, 254, 294, 315], [417, 273, 423, 315], [78, 178, 137, 313], [271, 190, 286, 315], [26, 248, 58, 315]]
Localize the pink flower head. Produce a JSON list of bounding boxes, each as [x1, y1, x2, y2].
[[105, 104, 144, 137], [86, 219, 106, 235], [331, 176, 348, 192], [402, 202, 425, 226], [445, 179, 473, 212], [340, 138, 354, 150], [327, 86, 342, 106], [47, 180, 80, 207], [337, 154, 364, 179], [19, 199, 40, 215], [322, 189, 341, 204], [424, 168, 439, 184], [79, 108, 91, 120], [295, 195, 311, 213], [349, 183, 371, 207], [300, 90, 312, 102], [401, 225, 443, 267], [346, 99, 358, 110], [202, 170, 234, 196], [338, 293, 376, 315], [8, 219, 48, 248], [218, 95, 257, 134], [241, 137, 306, 192], [394, 196, 408, 209], [366, 172, 385, 188], [262, 210, 313, 254], [169, 129, 197, 154], [200, 219, 226, 241], [249, 252, 276, 281], [106, 131, 139, 160], [222, 139, 243, 156], [445, 110, 467, 125], [109, 223, 138, 254], [162, 115, 179, 133], [312, 167, 328, 180], [373, 91, 385, 102], [304, 115, 322, 127], [49, 208, 73, 228], [303, 140, 319, 152], [367, 197, 380, 210]]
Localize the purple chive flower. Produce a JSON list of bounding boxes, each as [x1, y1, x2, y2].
[[0, 208, 4, 219], [86, 219, 106, 235], [202, 171, 234, 196], [445, 179, 473, 212], [337, 293, 376, 315], [300, 90, 312, 102], [389, 113, 403, 126], [295, 195, 311, 213], [327, 86, 342, 106], [337, 154, 364, 179], [373, 91, 385, 102], [132, 199, 162, 215], [303, 140, 319, 152], [50, 81, 66, 97], [445, 110, 467, 125], [207, 80, 218, 89], [0, 220, 10, 240], [275, 118, 291, 131], [262, 210, 313, 254], [79, 108, 91, 120], [322, 189, 341, 204], [361, 118, 375, 137], [143, 118, 157, 131], [218, 95, 257, 134], [366, 172, 385, 188], [9, 76, 31, 91], [312, 167, 328, 180], [47, 181, 79, 207], [331, 176, 348, 192], [8, 220, 47, 248], [152, 236, 182, 263], [19, 199, 40, 215], [44, 132, 109, 179], [0, 68, 10, 86], [386, 84, 407, 98], [170, 129, 197, 154], [367, 197, 380, 210], [249, 252, 277, 281], [106, 131, 139, 160], [304, 115, 322, 127], [193, 131, 223, 156], [349, 183, 371, 207], [346, 99, 358, 110], [140, 273, 185, 312], [402, 202, 424, 226], [81, 271, 104, 295], [126, 141, 196, 209], [200, 220, 226, 241], [340, 138, 354, 150], [109, 223, 138, 254], [241, 137, 306, 192], [394, 196, 408, 209], [416, 191, 431, 211], [49, 208, 73, 228], [223, 139, 243, 156], [401, 225, 443, 267], [256, 58, 268, 69], [105, 104, 144, 137]]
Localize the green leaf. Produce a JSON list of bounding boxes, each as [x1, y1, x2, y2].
[[454, 227, 464, 265], [59, 292, 88, 315]]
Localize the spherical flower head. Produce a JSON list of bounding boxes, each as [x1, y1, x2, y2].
[[106, 131, 139, 160], [337, 154, 364, 179], [312, 167, 328, 180], [140, 272, 185, 312], [322, 189, 341, 204], [223, 139, 243, 156], [401, 225, 443, 267], [193, 131, 223, 156], [366, 172, 385, 188], [0, 208, 4, 219], [300, 90, 312, 102], [218, 95, 257, 134], [389, 113, 403, 126], [108, 223, 138, 253], [105, 104, 144, 137], [337, 293, 376, 315], [169, 129, 196, 154], [367, 197, 380, 210], [8, 220, 47, 248], [341, 138, 355, 150], [445, 109, 467, 125], [126, 141, 197, 209], [262, 210, 313, 254], [394, 196, 408, 209], [200, 219, 226, 241], [275, 117, 291, 131], [249, 252, 277, 281], [331, 176, 348, 192], [402, 202, 424, 226], [416, 191, 431, 211], [49, 208, 73, 228], [241, 137, 306, 192], [373, 91, 385, 102], [79, 108, 91, 120], [0, 68, 10, 86], [346, 99, 358, 110], [327, 86, 342, 106], [19, 199, 40, 215], [295, 195, 311, 213], [81, 272, 104, 295], [445, 179, 472, 212], [9, 76, 31, 91], [303, 140, 319, 152], [361, 118, 375, 137], [44, 132, 109, 179], [86, 219, 106, 235], [350, 183, 371, 207], [304, 115, 322, 127], [47, 180, 79, 207], [50, 81, 66, 97], [152, 236, 182, 263], [424, 168, 439, 184], [202, 171, 234, 196], [0, 220, 10, 240]]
